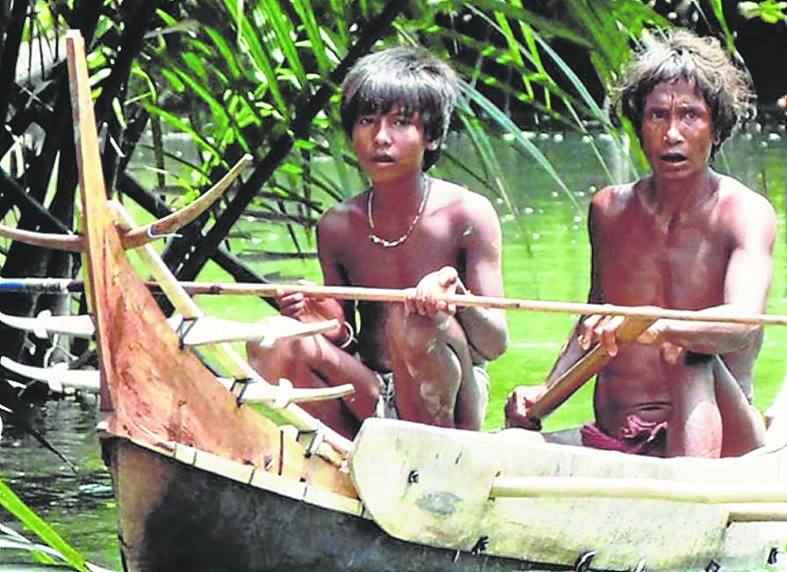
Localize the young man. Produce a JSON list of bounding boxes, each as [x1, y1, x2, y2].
[[505, 29, 776, 458], [248, 47, 508, 439]]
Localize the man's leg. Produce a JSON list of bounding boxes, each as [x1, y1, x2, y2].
[[385, 306, 477, 428], [665, 354, 722, 458], [246, 317, 381, 439], [712, 356, 765, 456], [455, 365, 489, 430]]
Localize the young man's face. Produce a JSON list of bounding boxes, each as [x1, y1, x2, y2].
[[351, 103, 432, 184], [640, 79, 715, 180]]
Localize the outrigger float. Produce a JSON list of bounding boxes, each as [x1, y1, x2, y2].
[[3, 30, 787, 571]]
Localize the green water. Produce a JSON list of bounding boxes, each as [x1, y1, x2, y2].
[[1, 120, 786, 568]]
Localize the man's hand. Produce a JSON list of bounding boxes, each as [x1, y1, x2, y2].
[[405, 266, 463, 317], [637, 320, 683, 363], [504, 384, 545, 430], [581, 314, 683, 363], [578, 313, 628, 356], [276, 281, 345, 342]]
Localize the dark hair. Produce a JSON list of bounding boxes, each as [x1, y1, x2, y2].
[[612, 28, 754, 157], [340, 46, 459, 170]]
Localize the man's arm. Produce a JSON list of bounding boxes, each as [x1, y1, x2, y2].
[[454, 194, 508, 361], [645, 190, 776, 355], [302, 209, 355, 347], [505, 194, 606, 428]]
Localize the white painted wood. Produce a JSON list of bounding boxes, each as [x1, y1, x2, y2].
[[491, 475, 787, 503], [1, 356, 99, 393], [173, 315, 339, 347], [216, 376, 354, 408], [0, 309, 94, 338], [350, 419, 787, 571]]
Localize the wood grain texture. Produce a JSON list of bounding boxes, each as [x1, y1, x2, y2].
[[65, 31, 351, 488]]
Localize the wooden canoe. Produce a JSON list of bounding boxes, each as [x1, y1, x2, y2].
[[58, 29, 787, 572]]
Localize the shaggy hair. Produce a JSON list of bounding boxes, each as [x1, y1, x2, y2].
[[612, 28, 754, 157], [340, 46, 459, 170]]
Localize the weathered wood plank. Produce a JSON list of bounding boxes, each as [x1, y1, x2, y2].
[[351, 419, 787, 570]]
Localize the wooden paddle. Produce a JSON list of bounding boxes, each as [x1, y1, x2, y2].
[[525, 316, 656, 423]]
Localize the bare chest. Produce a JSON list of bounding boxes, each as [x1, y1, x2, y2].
[[596, 214, 730, 308], [339, 213, 465, 288]]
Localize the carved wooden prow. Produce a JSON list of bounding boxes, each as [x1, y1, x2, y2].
[[65, 29, 351, 460], [66, 29, 284, 462]]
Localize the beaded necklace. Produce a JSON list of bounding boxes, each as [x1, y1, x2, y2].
[[367, 176, 431, 248]]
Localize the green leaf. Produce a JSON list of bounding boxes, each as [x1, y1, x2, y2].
[[459, 80, 582, 213], [705, 0, 736, 49], [222, 0, 288, 116], [459, 0, 593, 47], [290, 0, 332, 74], [0, 480, 89, 571], [259, 0, 307, 87], [205, 26, 243, 80], [143, 105, 222, 162]]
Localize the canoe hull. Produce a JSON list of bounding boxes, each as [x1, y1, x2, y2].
[[107, 439, 563, 572]]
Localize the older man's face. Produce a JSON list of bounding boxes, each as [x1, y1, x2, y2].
[[641, 79, 715, 180]]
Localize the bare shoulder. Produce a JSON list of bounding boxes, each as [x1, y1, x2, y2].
[[716, 174, 775, 217], [317, 192, 366, 241], [429, 177, 498, 220], [715, 174, 776, 245], [589, 181, 637, 221]]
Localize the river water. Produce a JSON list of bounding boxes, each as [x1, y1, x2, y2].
[[1, 114, 786, 569]]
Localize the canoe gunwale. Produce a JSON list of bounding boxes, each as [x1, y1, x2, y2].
[[98, 426, 365, 517]]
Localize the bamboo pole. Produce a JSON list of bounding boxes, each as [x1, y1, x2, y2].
[[490, 475, 787, 504], [2, 278, 786, 326]]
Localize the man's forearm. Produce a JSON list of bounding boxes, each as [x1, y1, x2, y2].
[[456, 306, 508, 361], [658, 304, 761, 354], [660, 319, 758, 355]]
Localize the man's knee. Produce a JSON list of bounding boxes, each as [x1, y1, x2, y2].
[[246, 335, 308, 372], [665, 352, 714, 388], [389, 307, 455, 358], [418, 379, 457, 424]]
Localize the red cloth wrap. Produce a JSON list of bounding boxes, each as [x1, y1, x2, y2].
[[580, 414, 667, 457]]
